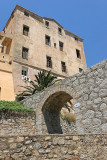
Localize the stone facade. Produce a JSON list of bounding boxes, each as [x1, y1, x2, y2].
[[0, 134, 107, 160], [0, 5, 87, 100], [22, 59, 107, 134]]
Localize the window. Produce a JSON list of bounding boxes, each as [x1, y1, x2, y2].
[[24, 11, 29, 17], [58, 27, 62, 34], [22, 67, 28, 76], [61, 61, 66, 72], [22, 47, 28, 60], [23, 25, 29, 36], [75, 37, 78, 41], [45, 35, 51, 46], [47, 56, 52, 68], [54, 43, 56, 48], [76, 49, 81, 59], [1, 46, 4, 53], [45, 21, 49, 28], [59, 41, 63, 51], [79, 68, 83, 73]]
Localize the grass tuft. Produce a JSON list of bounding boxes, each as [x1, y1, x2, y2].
[[60, 112, 76, 124]]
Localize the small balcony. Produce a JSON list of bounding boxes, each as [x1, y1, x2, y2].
[[0, 31, 13, 46]]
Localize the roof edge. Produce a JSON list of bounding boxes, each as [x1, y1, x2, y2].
[[43, 17, 63, 29], [3, 5, 83, 41]]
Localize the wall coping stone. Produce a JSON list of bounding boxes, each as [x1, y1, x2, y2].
[[0, 133, 107, 138]]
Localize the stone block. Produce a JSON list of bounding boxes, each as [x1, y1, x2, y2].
[[92, 118, 101, 126], [32, 150, 39, 156], [79, 78, 86, 84], [99, 89, 107, 97], [45, 149, 51, 153], [101, 124, 107, 132], [73, 136, 79, 141], [38, 149, 45, 154], [84, 110, 95, 118], [89, 92, 98, 100], [45, 136, 51, 141], [58, 138, 65, 145], [16, 137, 24, 142], [103, 111, 107, 119], [96, 111, 102, 118], [10, 143, 17, 149], [34, 142, 41, 149], [25, 140, 32, 144], [8, 138, 14, 143], [100, 103, 107, 110], [94, 97, 102, 104]]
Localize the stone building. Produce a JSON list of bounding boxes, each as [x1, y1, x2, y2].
[[0, 5, 87, 100]]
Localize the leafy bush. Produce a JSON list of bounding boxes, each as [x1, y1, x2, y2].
[[0, 101, 34, 113]]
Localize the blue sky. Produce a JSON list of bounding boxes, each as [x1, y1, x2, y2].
[[0, 0, 107, 68]]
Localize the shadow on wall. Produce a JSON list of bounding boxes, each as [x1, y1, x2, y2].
[[43, 111, 63, 134], [42, 91, 72, 134]]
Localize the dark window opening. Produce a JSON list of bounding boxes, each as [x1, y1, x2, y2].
[[54, 43, 56, 48], [1, 46, 4, 53], [76, 49, 81, 59], [45, 21, 49, 28], [59, 41, 63, 51], [45, 35, 51, 46], [47, 56, 52, 68], [58, 27, 62, 34], [75, 37, 78, 41], [23, 25, 29, 36], [79, 68, 83, 73], [61, 61, 66, 72], [22, 68, 28, 76], [22, 47, 28, 60], [24, 11, 29, 17]]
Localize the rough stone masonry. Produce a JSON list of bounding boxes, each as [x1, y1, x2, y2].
[[0, 59, 107, 160], [0, 59, 107, 136], [22, 59, 107, 135], [0, 134, 107, 160]]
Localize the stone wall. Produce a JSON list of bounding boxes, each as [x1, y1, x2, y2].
[[0, 134, 107, 160], [0, 113, 36, 136], [22, 59, 107, 134], [0, 60, 106, 135]]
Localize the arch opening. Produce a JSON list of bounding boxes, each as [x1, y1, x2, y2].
[[42, 91, 73, 134]]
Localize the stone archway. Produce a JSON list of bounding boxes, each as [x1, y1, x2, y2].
[[42, 91, 72, 134], [34, 84, 78, 134]]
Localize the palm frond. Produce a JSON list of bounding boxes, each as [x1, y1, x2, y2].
[[17, 70, 60, 101]]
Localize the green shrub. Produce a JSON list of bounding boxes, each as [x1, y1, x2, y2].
[[0, 101, 34, 113]]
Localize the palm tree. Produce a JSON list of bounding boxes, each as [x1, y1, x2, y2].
[[17, 70, 60, 100]]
